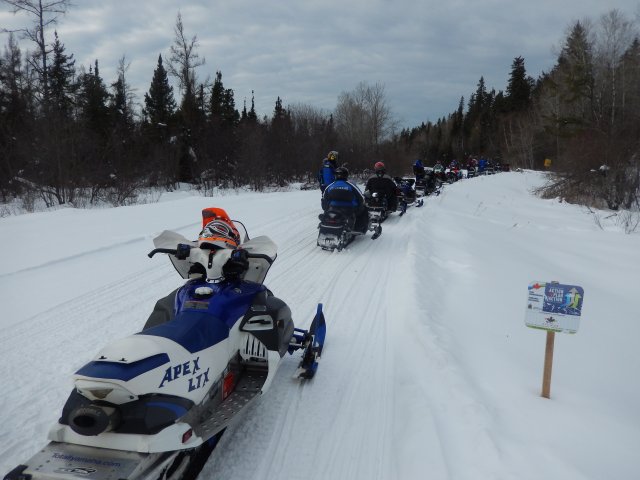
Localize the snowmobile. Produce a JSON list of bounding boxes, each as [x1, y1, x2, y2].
[[443, 167, 460, 184], [4, 222, 326, 480], [317, 207, 373, 250], [393, 177, 424, 215], [364, 191, 392, 239], [466, 165, 477, 178], [416, 171, 442, 197]]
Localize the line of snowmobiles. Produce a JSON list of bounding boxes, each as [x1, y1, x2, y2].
[[4, 212, 327, 480], [316, 176, 427, 251]]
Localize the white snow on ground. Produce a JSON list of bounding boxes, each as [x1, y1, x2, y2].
[[0, 171, 639, 480]]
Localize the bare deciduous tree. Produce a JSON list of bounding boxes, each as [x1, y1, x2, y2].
[[595, 9, 634, 128], [335, 81, 396, 160], [167, 12, 204, 99]]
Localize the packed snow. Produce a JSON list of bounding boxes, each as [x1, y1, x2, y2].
[[0, 171, 638, 480]]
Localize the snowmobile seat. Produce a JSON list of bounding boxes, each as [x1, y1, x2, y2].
[[143, 288, 178, 330]]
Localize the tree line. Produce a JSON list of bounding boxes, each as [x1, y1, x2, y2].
[[1, 2, 638, 211], [394, 9, 640, 210]]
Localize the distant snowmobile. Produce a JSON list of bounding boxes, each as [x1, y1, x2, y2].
[[4, 209, 326, 480], [393, 177, 424, 215], [364, 191, 390, 238]]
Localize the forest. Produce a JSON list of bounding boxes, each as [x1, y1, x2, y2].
[[1, 2, 638, 211]]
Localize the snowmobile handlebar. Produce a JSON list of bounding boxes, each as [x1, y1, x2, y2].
[[148, 247, 179, 258], [148, 244, 275, 264]]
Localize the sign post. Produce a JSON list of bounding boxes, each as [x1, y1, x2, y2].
[[525, 281, 584, 399], [541, 330, 555, 398]]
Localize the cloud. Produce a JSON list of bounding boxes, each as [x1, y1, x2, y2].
[[2, 0, 639, 128]]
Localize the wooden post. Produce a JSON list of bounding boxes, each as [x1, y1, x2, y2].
[[541, 330, 555, 398]]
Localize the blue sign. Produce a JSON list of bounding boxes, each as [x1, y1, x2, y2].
[[526, 282, 584, 333], [541, 284, 584, 316]]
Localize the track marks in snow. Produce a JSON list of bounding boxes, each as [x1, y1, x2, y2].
[[0, 261, 181, 468]]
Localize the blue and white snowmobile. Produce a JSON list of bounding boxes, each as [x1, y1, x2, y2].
[[4, 225, 326, 480]]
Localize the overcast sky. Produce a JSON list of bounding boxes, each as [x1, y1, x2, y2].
[[1, 0, 639, 129]]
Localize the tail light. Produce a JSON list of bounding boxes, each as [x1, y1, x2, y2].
[[222, 371, 235, 400]]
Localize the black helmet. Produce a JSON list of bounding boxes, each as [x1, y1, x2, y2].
[[335, 166, 349, 180]]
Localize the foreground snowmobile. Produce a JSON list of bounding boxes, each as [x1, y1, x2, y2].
[[5, 211, 326, 480]]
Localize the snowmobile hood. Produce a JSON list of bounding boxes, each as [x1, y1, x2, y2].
[[75, 281, 266, 383], [142, 280, 267, 353]]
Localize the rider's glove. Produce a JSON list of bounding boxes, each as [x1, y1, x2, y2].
[[222, 249, 249, 279]]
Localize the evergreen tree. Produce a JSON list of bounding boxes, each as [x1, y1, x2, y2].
[[209, 70, 224, 119], [619, 37, 640, 128], [268, 96, 294, 184], [48, 31, 75, 116], [109, 57, 134, 132], [0, 33, 29, 125], [506, 56, 532, 112], [247, 90, 258, 122], [143, 54, 176, 127], [77, 60, 110, 134], [0, 33, 31, 198], [222, 88, 239, 126], [241, 98, 247, 121], [556, 21, 594, 116]]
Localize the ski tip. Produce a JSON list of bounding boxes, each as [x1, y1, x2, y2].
[[316, 303, 323, 315]]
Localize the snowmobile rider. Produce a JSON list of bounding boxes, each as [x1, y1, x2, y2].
[[413, 159, 426, 182], [321, 166, 369, 234], [195, 207, 248, 279], [317, 150, 338, 193], [364, 161, 398, 213]]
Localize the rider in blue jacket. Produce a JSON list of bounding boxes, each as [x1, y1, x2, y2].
[[318, 150, 338, 193], [321, 167, 368, 233]]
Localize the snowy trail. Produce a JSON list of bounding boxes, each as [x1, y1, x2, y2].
[[2, 174, 639, 480], [204, 210, 461, 480]]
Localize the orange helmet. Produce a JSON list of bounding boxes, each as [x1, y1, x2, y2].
[[199, 220, 240, 248], [198, 208, 240, 248], [201, 207, 232, 229]]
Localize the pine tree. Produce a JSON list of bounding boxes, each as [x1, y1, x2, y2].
[[241, 98, 247, 121], [506, 56, 532, 112], [556, 21, 594, 113], [77, 60, 110, 134], [110, 57, 134, 132], [247, 90, 258, 122], [143, 54, 176, 127], [209, 70, 224, 119], [0, 33, 31, 199], [222, 88, 239, 126], [48, 31, 75, 116]]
